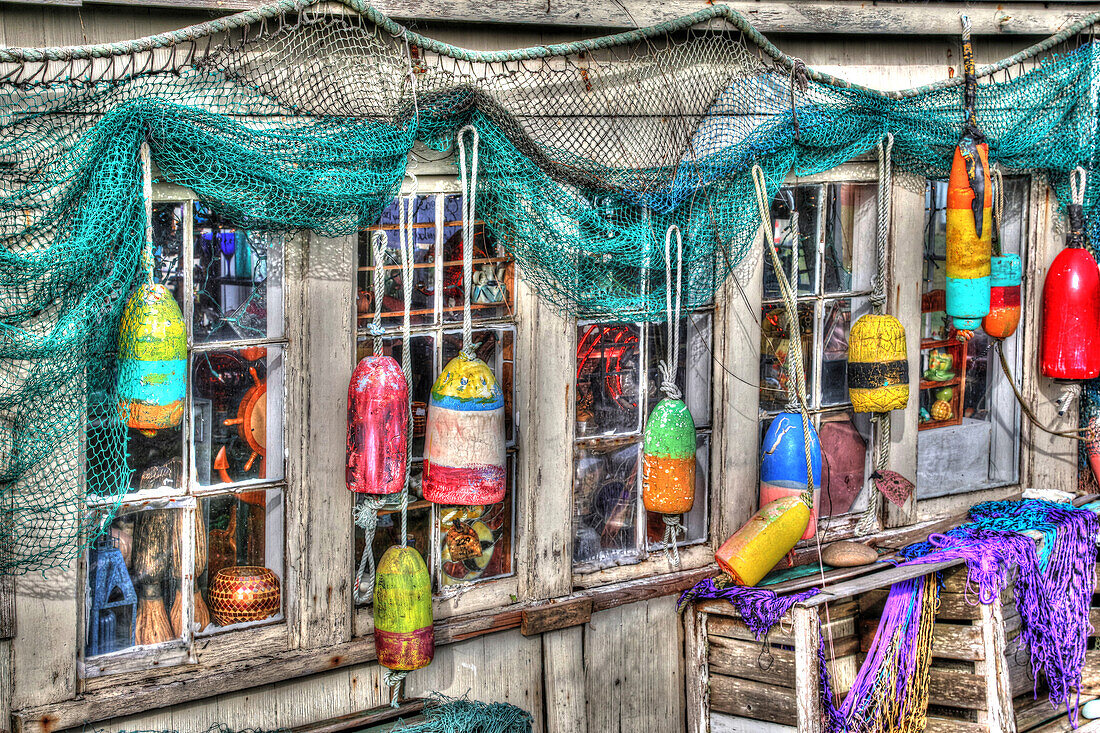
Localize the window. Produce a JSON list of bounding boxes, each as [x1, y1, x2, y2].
[[758, 182, 878, 524], [353, 189, 517, 594], [572, 299, 713, 571], [917, 177, 1027, 496], [83, 186, 287, 674]]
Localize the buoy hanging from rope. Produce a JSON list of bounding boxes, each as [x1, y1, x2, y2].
[[1042, 167, 1100, 380], [642, 225, 696, 569], [945, 17, 992, 336], [714, 496, 811, 587], [848, 314, 909, 413], [374, 545, 434, 675], [984, 253, 1023, 339], [423, 125, 506, 506], [759, 412, 821, 539], [348, 232, 410, 495]]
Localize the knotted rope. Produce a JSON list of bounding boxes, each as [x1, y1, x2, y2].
[[458, 125, 479, 359], [857, 134, 894, 537]]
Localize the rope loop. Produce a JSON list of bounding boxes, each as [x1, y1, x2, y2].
[[383, 668, 410, 708], [457, 124, 479, 359], [789, 57, 808, 141], [1071, 166, 1087, 206], [871, 133, 893, 312], [663, 514, 685, 569], [659, 224, 684, 401]]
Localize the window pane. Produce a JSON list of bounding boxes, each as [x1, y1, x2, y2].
[[442, 328, 515, 445], [354, 490, 433, 606], [358, 196, 437, 328], [438, 455, 515, 586], [820, 298, 857, 408], [151, 202, 185, 306], [85, 506, 182, 656], [823, 183, 877, 294], [573, 441, 641, 568], [192, 204, 283, 343], [441, 194, 514, 323], [819, 411, 871, 518], [646, 433, 708, 548], [192, 346, 284, 486], [576, 323, 643, 438], [646, 313, 713, 428], [198, 489, 284, 634], [764, 185, 822, 299], [356, 333, 437, 459], [760, 303, 814, 412]]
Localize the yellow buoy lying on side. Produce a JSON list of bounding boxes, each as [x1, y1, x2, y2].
[[714, 496, 810, 586]]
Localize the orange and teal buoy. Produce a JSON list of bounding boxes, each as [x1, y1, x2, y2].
[[373, 545, 434, 672], [117, 283, 186, 433], [642, 398, 696, 515]]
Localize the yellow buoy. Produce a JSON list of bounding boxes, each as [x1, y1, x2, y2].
[[847, 314, 909, 413], [714, 496, 811, 586]]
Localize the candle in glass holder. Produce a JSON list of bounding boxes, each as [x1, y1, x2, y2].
[[208, 566, 280, 626]]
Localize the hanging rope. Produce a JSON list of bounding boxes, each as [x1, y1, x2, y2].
[[458, 125, 479, 359], [856, 134, 895, 537], [140, 142, 155, 284], [353, 183, 417, 606], [659, 224, 686, 568], [991, 165, 1005, 256], [751, 165, 814, 505]]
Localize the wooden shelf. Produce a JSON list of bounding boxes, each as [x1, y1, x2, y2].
[[919, 377, 961, 390]]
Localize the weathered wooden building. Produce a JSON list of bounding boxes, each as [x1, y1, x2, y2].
[[0, 0, 1095, 731]]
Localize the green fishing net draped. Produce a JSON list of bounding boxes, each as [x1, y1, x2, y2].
[[2, 0, 1100, 573]]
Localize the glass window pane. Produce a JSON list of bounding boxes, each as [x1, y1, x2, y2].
[[647, 313, 713, 428], [198, 488, 284, 634], [764, 185, 822, 299], [760, 303, 814, 412], [440, 194, 514, 323], [85, 506, 182, 656], [819, 411, 871, 518], [442, 328, 515, 445], [191, 346, 284, 486], [824, 183, 877, 294], [820, 298, 861, 407], [358, 196, 437, 328], [354, 490, 433, 606], [192, 204, 284, 343], [646, 433, 708, 549], [576, 323, 643, 438], [356, 334, 437, 459], [151, 202, 185, 307], [573, 442, 641, 568], [438, 455, 515, 586]]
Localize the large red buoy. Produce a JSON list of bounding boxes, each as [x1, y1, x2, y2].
[[1041, 198, 1100, 380], [347, 356, 409, 494]]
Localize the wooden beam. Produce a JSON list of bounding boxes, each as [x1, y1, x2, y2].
[[12, 564, 716, 732], [792, 605, 822, 733], [28, 0, 1096, 37], [520, 597, 592, 636]]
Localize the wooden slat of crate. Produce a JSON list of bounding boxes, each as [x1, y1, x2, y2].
[[710, 673, 796, 726], [707, 635, 860, 687], [707, 600, 858, 645], [926, 716, 988, 732], [928, 667, 987, 708], [859, 618, 985, 660]]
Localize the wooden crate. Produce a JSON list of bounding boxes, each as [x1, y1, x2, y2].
[[687, 560, 1100, 733]]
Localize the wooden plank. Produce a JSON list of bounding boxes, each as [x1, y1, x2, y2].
[[12, 0, 1093, 36], [285, 231, 355, 650], [926, 717, 988, 733], [799, 559, 962, 607], [710, 674, 795, 726], [927, 668, 987, 709], [584, 597, 684, 733], [541, 626, 587, 733], [520, 597, 592, 636], [288, 700, 427, 733], [711, 712, 794, 733], [515, 271, 573, 601], [792, 606, 821, 733], [685, 609, 709, 733], [707, 601, 856, 645], [981, 594, 1016, 733], [859, 618, 985, 661], [707, 634, 859, 690]]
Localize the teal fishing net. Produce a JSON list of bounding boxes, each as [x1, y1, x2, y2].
[[2, 0, 1100, 573]]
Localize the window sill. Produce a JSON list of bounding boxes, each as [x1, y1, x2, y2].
[[572, 543, 711, 590], [21, 566, 714, 732]]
